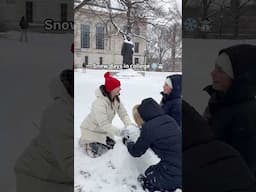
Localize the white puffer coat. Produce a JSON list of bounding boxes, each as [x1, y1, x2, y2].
[[14, 74, 74, 192], [80, 86, 132, 145]]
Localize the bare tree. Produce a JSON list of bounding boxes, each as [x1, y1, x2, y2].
[[76, 0, 181, 71], [74, 0, 92, 12], [227, 0, 253, 38], [79, 0, 167, 41], [147, 0, 181, 71]]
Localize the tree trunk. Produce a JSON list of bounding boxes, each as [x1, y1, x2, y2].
[[233, 17, 239, 39], [231, 0, 240, 39], [171, 25, 177, 71], [126, 1, 132, 34]]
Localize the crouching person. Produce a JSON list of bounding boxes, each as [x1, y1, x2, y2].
[[80, 72, 132, 158], [123, 98, 182, 192]]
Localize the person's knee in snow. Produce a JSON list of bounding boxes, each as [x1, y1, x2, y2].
[[81, 136, 116, 158], [84, 142, 110, 158]]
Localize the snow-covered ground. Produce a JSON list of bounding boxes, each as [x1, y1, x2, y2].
[[74, 69, 181, 192], [0, 31, 73, 192]]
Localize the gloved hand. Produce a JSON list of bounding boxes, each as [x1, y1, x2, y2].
[[122, 135, 132, 146], [106, 136, 116, 149]]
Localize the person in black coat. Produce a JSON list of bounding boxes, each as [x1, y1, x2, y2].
[[160, 74, 182, 126], [123, 98, 182, 192], [182, 100, 256, 192], [121, 35, 134, 69], [19, 16, 29, 42], [203, 44, 256, 175]]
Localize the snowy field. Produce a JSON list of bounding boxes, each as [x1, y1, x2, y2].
[[74, 69, 181, 192], [0, 31, 73, 192]]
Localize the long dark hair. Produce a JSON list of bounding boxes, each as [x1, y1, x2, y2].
[[100, 85, 120, 109]]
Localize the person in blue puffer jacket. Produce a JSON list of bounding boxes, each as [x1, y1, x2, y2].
[[160, 74, 182, 127], [123, 98, 182, 192]]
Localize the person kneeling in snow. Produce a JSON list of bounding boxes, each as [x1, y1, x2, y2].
[[80, 72, 132, 158], [123, 98, 182, 192]]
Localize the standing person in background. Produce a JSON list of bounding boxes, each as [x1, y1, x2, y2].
[[203, 44, 256, 175], [160, 74, 182, 126], [19, 16, 29, 42]]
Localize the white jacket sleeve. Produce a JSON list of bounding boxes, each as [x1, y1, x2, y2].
[[92, 100, 120, 136], [117, 101, 132, 127]]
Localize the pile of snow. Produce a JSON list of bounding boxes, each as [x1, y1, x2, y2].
[[75, 69, 181, 192], [114, 69, 144, 79], [75, 134, 160, 192]]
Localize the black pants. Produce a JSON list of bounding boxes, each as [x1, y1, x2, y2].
[[138, 168, 178, 192]]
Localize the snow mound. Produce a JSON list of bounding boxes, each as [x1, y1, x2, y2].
[[75, 138, 160, 192], [114, 69, 144, 79], [125, 124, 141, 142]]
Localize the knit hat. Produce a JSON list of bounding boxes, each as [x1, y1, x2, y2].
[[165, 77, 173, 89], [215, 52, 234, 79], [104, 72, 121, 93]]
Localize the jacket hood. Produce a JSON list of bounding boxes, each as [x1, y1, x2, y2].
[[219, 44, 256, 85], [204, 44, 256, 103], [161, 74, 182, 101], [138, 98, 165, 122], [95, 85, 109, 99]]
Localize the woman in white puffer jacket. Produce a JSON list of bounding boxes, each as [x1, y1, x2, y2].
[[80, 72, 132, 158]]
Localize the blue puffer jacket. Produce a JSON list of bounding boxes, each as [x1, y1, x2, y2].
[[127, 98, 182, 190], [161, 74, 182, 127]]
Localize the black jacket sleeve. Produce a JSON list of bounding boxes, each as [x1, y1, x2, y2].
[[126, 126, 151, 157]]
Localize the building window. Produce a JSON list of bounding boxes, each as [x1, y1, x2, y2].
[[81, 24, 90, 48], [25, 1, 33, 23], [96, 24, 105, 49], [60, 3, 68, 22], [135, 58, 139, 64], [99, 57, 103, 65], [135, 42, 139, 53]]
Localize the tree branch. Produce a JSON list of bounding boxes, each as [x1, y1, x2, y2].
[[74, 0, 91, 12]]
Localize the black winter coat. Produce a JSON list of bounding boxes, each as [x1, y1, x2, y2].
[[204, 44, 256, 175], [161, 74, 182, 126], [127, 98, 182, 190], [183, 100, 256, 192], [121, 40, 134, 65]]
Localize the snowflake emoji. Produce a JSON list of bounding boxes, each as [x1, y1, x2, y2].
[[184, 18, 198, 32]]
